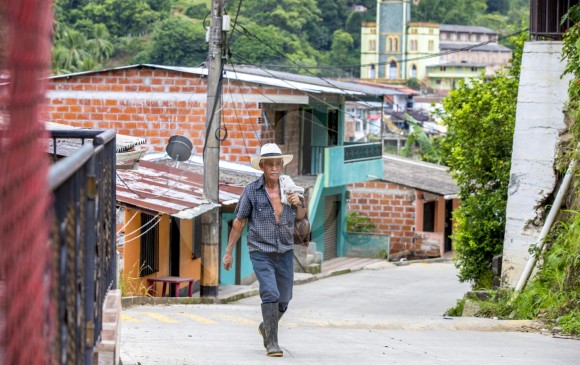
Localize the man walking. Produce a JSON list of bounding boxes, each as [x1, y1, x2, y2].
[[222, 143, 307, 357]]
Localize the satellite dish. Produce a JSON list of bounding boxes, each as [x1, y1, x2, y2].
[[166, 135, 193, 161]]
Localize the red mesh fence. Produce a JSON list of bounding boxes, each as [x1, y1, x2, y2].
[[0, 0, 54, 364]]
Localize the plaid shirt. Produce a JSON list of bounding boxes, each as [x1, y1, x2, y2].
[[236, 175, 296, 253]]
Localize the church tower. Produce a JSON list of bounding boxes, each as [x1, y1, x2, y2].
[[377, 0, 411, 80]]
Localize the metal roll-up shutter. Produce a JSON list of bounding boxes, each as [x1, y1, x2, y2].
[[324, 195, 340, 260]]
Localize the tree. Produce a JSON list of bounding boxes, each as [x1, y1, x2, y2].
[[412, 0, 487, 25], [438, 31, 526, 287], [486, 0, 510, 13], [82, 0, 159, 37], [86, 24, 114, 63], [345, 10, 364, 48], [137, 15, 207, 66], [241, 0, 321, 35], [329, 30, 357, 77], [52, 28, 92, 73]]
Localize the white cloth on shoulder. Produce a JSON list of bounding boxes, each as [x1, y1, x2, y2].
[[279, 175, 304, 206]]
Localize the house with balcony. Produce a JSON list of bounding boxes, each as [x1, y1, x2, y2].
[[45, 64, 386, 284]]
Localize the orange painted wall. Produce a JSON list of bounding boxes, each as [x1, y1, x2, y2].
[[121, 209, 145, 295], [121, 208, 201, 297]]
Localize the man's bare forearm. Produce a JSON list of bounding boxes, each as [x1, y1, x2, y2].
[[226, 218, 245, 254]]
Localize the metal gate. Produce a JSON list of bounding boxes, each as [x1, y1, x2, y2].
[[324, 195, 340, 260]]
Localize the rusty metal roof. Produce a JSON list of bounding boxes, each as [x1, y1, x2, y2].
[[116, 160, 244, 218]]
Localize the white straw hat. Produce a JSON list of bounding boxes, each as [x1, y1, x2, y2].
[[250, 143, 293, 171]]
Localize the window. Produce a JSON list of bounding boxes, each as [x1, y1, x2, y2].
[[387, 36, 400, 52], [388, 60, 397, 80], [274, 111, 286, 145], [422, 201, 435, 232], [410, 39, 417, 51], [410, 64, 417, 78], [369, 39, 376, 51], [440, 66, 446, 72], [140, 213, 159, 276], [428, 40, 434, 51], [435, 79, 441, 85]]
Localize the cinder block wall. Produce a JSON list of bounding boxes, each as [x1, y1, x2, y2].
[[44, 68, 305, 168]]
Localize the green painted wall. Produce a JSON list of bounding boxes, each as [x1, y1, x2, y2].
[[219, 213, 252, 285], [324, 146, 384, 187], [309, 181, 348, 260]]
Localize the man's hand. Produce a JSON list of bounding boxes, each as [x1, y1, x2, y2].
[[223, 252, 233, 271], [287, 193, 302, 207]]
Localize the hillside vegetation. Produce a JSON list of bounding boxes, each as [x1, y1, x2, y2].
[[53, 0, 528, 76]]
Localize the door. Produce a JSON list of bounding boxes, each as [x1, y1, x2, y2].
[[169, 217, 180, 296], [324, 195, 340, 260]]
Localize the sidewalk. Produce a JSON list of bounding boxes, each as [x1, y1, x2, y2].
[[121, 257, 397, 308]]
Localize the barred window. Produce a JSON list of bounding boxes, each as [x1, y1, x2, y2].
[[140, 212, 159, 276]]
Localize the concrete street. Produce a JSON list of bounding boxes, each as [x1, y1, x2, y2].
[[120, 262, 580, 364]]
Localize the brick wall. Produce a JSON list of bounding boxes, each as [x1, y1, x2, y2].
[[44, 67, 307, 166], [348, 180, 416, 255]]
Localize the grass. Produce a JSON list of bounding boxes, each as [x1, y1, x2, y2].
[[448, 208, 580, 336]]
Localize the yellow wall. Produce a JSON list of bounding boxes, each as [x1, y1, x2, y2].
[[121, 208, 145, 296], [177, 219, 201, 291], [121, 208, 201, 297]]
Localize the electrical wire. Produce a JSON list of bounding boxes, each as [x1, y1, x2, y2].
[[225, 73, 251, 155], [234, 24, 527, 70], [117, 214, 163, 245], [116, 208, 139, 235]]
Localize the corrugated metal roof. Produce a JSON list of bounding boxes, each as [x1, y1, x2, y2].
[[50, 64, 371, 97], [439, 42, 512, 52], [382, 154, 459, 196], [116, 160, 244, 218], [226, 65, 404, 97], [46, 122, 146, 153], [440, 24, 497, 34]]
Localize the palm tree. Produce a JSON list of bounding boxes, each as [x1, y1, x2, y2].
[[53, 29, 91, 74], [87, 24, 114, 63]]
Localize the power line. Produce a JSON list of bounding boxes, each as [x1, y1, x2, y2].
[[230, 51, 380, 134], [233, 24, 527, 71]]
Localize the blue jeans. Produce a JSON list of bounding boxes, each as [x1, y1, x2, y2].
[[250, 250, 294, 312]]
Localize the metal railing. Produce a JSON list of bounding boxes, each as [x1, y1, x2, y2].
[[48, 129, 117, 364], [530, 0, 580, 40], [307, 143, 383, 175], [344, 142, 382, 163]]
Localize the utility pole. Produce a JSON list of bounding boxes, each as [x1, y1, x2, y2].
[[201, 0, 224, 297]]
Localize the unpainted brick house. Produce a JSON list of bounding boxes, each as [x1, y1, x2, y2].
[[348, 154, 459, 259]]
